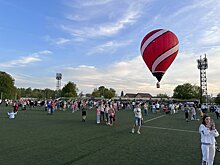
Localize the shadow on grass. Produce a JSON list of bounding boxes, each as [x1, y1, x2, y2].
[[62, 148, 102, 165]]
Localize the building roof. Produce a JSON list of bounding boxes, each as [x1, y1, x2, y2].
[[124, 93, 137, 98], [136, 93, 152, 98], [124, 93, 152, 99]]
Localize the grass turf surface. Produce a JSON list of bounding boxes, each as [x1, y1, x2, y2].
[[0, 105, 220, 165]]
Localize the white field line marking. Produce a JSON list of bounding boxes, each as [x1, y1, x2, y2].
[[142, 125, 198, 134], [143, 115, 166, 123], [143, 115, 198, 133]]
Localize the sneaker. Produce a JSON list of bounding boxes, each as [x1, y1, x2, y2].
[[137, 131, 141, 134], [202, 160, 207, 165], [131, 128, 134, 134]]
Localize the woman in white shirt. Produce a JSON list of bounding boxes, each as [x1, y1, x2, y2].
[[131, 104, 142, 134], [199, 115, 219, 165]]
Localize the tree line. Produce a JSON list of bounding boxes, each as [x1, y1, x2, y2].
[[0, 71, 116, 100], [1, 71, 220, 103]]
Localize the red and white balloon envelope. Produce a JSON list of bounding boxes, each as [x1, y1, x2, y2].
[[140, 29, 179, 88]]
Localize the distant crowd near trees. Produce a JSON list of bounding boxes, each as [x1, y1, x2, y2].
[[1, 71, 220, 104]]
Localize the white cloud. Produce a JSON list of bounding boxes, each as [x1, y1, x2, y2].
[[65, 14, 87, 21], [61, 10, 139, 38], [79, 0, 113, 7], [200, 26, 220, 44], [161, 0, 220, 54], [0, 50, 52, 68], [44, 35, 84, 45], [54, 38, 71, 45], [59, 56, 164, 95], [61, 2, 141, 39], [14, 73, 55, 90], [87, 40, 131, 55], [169, 0, 219, 19], [64, 0, 113, 8]]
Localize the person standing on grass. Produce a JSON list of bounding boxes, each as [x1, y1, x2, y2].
[[99, 101, 104, 122], [47, 101, 51, 114], [51, 100, 54, 115], [81, 101, 87, 122], [170, 103, 175, 114], [184, 104, 190, 122], [108, 105, 115, 126], [143, 102, 148, 116], [96, 105, 101, 124], [191, 105, 196, 120], [152, 102, 156, 113], [199, 115, 219, 165], [13, 101, 19, 113], [105, 103, 110, 123], [71, 101, 75, 113], [131, 104, 142, 134], [155, 102, 160, 113], [214, 105, 220, 120]]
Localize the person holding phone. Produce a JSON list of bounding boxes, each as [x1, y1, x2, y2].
[[199, 115, 219, 165]]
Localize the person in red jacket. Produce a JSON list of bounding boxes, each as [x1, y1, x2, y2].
[[51, 100, 55, 115], [13, 101, 19, 113]]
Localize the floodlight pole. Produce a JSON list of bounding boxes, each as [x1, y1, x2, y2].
[[197, 54, 208, 105], [56, 73, 62, 98]]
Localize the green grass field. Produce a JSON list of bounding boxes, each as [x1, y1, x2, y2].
[[0, 105, 219, 165]]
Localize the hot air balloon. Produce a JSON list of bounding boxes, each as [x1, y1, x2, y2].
[[140, 29, 179, 88]]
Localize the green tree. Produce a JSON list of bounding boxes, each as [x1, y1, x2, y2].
[[91, 86, 116, 99], [103, 90, 115, 99], [156, 93, 169, 98], [0, 71, 17, 99], [215, 93, 220, 104], [109, 88, 116, 98], [61, 82, 78, 97], [173, 83, 200, 100], [55, 89, 62, 98], [44, 88, 55, 99], [32, 88, 45, 99], [98, 86, 105, 97], [91, 88, 100, 97], [25, 87, 32, 97], [16, 88, 55, 99], [17, 88, 26, 98]]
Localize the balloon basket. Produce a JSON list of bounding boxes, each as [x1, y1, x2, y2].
[[156, 82, 160, 88]]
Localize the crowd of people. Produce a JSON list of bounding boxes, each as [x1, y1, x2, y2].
[[1, 97, 220, 164], [3, 98, 220, 122]]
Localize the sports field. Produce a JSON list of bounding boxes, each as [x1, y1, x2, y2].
[[0, 105, 219, 165]]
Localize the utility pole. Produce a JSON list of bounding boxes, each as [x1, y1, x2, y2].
[[197, 54, 208, 105]]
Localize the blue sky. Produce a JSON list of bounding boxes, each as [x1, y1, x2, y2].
[[0, 0, 220, 96]]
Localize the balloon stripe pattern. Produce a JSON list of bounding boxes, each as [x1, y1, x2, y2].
[[152, 44, 179, 72], [140, 29, 179, 82]]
